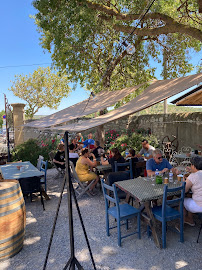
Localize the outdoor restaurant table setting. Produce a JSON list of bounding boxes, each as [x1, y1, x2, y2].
[[115, 176, 183, 248], [0, 161, 44, 180]]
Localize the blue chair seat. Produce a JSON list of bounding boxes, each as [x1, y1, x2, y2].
[[101, 179, 141, 246], [40, 160, 48, 192], [152, 205, 180, 221], [148, 182, 186, 248], [108, 203, 141, 220]]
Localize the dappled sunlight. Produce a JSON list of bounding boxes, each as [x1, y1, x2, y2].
[[77, 199, 91, 207], [24, 236, 40, 246], [0, 260, 10, 269], [26, 216, 37, 225], [102, 246, 118, 256], [175, 260, 188, 269], [117, 267, 138, 270], [95, 245, 118, 263], [149, 266, 161, 270], [49, 190, 67, 198], [76, 248, 90, 262]]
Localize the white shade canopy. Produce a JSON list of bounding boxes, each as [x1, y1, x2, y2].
[[24, 83, 144, 128], [51, 73, 202, 132]]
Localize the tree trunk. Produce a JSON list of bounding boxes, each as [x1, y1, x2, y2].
[[95, 124, 105, 148]]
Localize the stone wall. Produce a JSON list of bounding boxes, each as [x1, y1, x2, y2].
[[23, 112, 202, 150], [104, 112, 202, 150]]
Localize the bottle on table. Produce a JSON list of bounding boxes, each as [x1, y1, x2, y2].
[[169, 170, 173, 183], [155, 169, 159, 180], [125, 148, 129, 157]]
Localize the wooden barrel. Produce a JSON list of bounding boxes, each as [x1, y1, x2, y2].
[[0, 181, 26, 261]]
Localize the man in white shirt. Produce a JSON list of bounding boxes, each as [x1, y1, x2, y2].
[[137, 139, 155, 160]]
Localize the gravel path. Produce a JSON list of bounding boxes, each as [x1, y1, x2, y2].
[[1, 168, 202, 270]]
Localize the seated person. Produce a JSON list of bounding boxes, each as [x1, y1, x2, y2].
[[71, 138, 79, 151], [78, 132, 95, 150], [137, 139, 155, 160], [101, 147, 125, 172], [76, 132, 84, 143], [92, 141, 105, 161], [126, 148, 138, 161], [183, 156, 202, 226], [146, 149, 179, 176], [53, 143, 65, 169], [75, 148, 99, 195], [69, 143, 79, 167]]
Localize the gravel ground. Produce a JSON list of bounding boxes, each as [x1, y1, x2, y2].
[[1, 168, 202, 270]]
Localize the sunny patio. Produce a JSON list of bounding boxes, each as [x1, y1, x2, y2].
[[0, 167, 202, 270]]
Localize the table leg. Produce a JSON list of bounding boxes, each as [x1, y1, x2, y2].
[[144, 201, 161, 248]]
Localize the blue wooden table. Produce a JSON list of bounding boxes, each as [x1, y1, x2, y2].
[[0, 161, 44, 180]]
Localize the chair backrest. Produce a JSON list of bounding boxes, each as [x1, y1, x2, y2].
[[49, 151, 55, 162], [49, 151, 58, 169], [101, 179, 120, 212], [130, 158, 145, 178], [40, 160, 48, 178], [37, 155, 44, 170], [114, 160, 133, 178], [69, 160, 84, 186], [107, 171, 130, 186], [69, 157, 78, 167], [162, 182, 186, 218]]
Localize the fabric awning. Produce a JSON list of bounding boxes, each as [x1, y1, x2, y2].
[[51, 73, 202, 132], [24, 83, 144, 128], [171, 84, 202, 106]]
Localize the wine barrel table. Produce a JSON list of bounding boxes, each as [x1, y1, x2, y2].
[[0, 180, 26, 261]]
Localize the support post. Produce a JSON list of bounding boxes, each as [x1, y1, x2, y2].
[[11, 103, 25, 146]]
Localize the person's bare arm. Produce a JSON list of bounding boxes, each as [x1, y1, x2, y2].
[[184, 178, 193, 193], [101, 155, 109, 165], [147, 170, 155, 176], [171, 167, 180, 175], [84, 153, 97, 167], [53, 159, 65, 165]]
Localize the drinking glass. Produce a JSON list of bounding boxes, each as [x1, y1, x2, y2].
[[151, 175, 155, 186]]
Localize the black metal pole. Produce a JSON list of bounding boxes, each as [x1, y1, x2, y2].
[[7, 128, 11, 162], [43, 131, 96, 270], [64, 131, 75, 270]]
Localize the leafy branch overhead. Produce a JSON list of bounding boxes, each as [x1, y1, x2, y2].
[[33, 0, 202, 92], [9, 67, 71, 119]]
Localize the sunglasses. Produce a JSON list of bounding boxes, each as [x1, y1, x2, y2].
[[157, 156, 163, 160]]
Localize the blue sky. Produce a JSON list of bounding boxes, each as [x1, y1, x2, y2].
[[0, 1, 201, 115]]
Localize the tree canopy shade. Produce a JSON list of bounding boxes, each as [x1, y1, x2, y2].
[[33, 0, 202, 93], [9, 67, 71, 119]]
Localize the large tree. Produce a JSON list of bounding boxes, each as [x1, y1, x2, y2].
[[9, 67, 71, 119], [33, 0, 202, 92]]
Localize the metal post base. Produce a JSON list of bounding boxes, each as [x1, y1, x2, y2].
[[63, 256, 84, 270]]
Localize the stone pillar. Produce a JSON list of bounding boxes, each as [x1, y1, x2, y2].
[[11, 103, 25, 146]]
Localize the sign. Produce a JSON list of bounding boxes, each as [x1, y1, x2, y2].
[[3, 115, 6, 119]]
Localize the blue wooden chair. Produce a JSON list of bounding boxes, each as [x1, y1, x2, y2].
[[101, 179, 141, 246], [114, 159, 133, 179], [151, 182, 186, 248], [107, 171, 130, 201], [196, 213, 202, 243], [40, 160, 48, 192]]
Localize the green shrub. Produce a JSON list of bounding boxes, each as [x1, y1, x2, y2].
[[110, 133, 159, 156], [12, 139, 42, 166], [11, 136, 60, 167]]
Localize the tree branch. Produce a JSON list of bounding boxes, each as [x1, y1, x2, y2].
[[79, 1, 202, 41], [114, 22, 202, 42]]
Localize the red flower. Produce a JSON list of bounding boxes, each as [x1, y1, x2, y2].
[[52, 139, 55, 144]]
